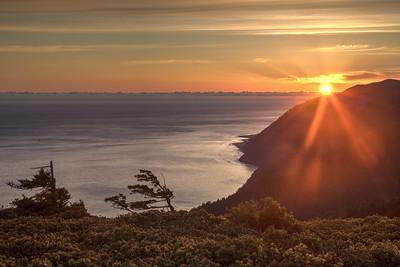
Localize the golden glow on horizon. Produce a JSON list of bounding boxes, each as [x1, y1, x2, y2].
[[0, 1, 398, 92], [320, 84, 333, 95]]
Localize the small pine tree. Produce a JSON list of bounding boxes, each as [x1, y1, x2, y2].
[[5, 167, 87, 217], [105, 169, 175, 213]]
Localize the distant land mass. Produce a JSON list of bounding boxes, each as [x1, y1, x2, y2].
[[202, 79, 400, 218], [0, 91, 316, 96]]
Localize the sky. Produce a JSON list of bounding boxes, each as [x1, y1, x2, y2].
[[0, 0, 399, 92]]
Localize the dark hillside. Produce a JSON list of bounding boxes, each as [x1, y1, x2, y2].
[[202, 79, 400, 218]]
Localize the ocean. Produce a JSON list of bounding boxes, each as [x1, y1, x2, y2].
[[0, 93, 313, 216]]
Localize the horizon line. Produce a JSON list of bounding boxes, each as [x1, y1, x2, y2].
[[0, 91, 320, 95]]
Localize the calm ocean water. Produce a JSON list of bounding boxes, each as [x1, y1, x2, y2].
[[0, 93, 312, 216]]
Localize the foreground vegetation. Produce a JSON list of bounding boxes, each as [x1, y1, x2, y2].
[[1, 198, 400, 266], [1, 168, 400, 266]]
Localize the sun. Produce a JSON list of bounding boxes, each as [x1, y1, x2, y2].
[[320, 84, 333, 95]]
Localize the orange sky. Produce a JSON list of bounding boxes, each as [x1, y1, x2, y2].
[[0, 0, 399, 92]]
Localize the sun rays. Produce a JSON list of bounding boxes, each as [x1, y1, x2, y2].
[[282, 91, 383, 199], [304, 92, 380, 166], [329, 95, 381, 166]]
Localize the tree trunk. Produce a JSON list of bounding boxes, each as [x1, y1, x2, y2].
[[166, 199, 174, 211]]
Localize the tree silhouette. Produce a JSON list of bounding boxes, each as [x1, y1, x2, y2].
[[5, 167, 87, 217], [105, 170, 175, 213]]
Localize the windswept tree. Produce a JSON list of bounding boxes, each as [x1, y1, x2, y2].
[[105, 169, 175, 213], [3, 163, 87, 218]]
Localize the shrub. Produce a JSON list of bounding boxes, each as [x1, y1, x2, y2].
[[226, 197, 297, 232], [1, 199, 400, 266]]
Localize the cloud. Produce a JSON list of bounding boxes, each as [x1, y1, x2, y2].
[[0, 0, 398, 14], [280, 74, 345, 84], [2, 22, 400, 36], [0, 44, 224, 53], [0, 1, 399, 35], [0, 45, 91, 53], [306, 44, 371, 52], [342, 71, 385, 81], [249, 27, 400, 36], [253, 58, 270, 63], [382, 68, 400, 77], [126, 59, 213, 65], [304, 44, 400, 55], [279, 71, 394, 85]]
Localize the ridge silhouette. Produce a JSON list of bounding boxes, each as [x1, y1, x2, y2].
[[202, 79, 400, 218]]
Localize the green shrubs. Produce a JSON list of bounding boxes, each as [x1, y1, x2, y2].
[[0, 201, 88, 220], [2, 163, 400, 266], [1, 201, 400, 266], [227, 197, 297, 232], [56, 201, 89, 219]]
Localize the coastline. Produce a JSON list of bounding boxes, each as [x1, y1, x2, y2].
[[232, 134, 255, 152]]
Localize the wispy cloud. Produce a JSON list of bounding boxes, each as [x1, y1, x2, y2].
[[0, 45, 91, 53], [1, 0, 399, 92], [279, 71, 397, 84], [2, 23, 400, 35], [280, 73, 345, 84], [253, 58, 270, 63], [1, 1, 399, 35], [0, 0, 398, 15], [306, 44, 372, 52], [342, 71, 386, 81], [305, 44, 400, 55], [0, 44, 224, 53], [126, 59, 213, 65]]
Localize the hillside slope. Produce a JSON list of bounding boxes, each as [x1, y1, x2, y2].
[[203, 79, 400, 218]]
